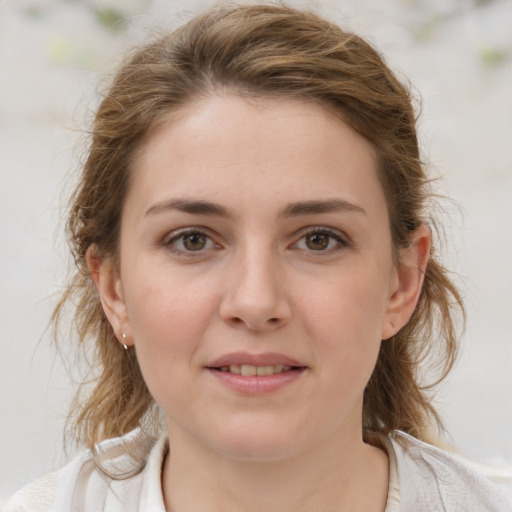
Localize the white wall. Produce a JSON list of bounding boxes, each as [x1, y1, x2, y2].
[[1, 0, 511, 500]]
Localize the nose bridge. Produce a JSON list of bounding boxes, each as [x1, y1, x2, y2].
[[220, 237, 290, 330]]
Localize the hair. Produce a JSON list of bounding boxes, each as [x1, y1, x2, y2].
[[53, 3, 464, 451]]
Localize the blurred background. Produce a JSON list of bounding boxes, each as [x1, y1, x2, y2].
[[1, 0, 511, 501]]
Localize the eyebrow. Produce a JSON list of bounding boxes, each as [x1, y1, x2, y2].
[[145, 199, 231, 217], [145, 198, 366, 218], [282, 199, 366, 217]]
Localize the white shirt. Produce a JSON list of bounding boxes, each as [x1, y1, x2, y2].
[[6, 429, 512, 511]]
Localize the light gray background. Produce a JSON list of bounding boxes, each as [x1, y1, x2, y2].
[[1, 0, 511, 501]]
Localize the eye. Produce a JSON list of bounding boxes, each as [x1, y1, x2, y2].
[[166, 229, 217, 253], [293, 228, 347, 252]]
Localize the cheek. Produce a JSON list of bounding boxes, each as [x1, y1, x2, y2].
[[299, 261, 392, 382], [122, 267, 219, 396], [125, 259, 218, 332], [302, 263, 391, 341]]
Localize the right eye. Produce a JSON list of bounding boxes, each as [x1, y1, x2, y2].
[[291, 227, 349, 254], [165, 230, 217, 254]]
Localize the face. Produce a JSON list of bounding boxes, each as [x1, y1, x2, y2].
[[95, 94, 427, 461]]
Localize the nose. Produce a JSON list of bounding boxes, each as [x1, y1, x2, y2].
[[219, 245, 292, 332]]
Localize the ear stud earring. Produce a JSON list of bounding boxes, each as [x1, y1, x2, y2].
[[122, 332, 128, 351]]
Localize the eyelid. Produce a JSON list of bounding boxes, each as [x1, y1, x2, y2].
[[291, 226, 351, 252], [163, 227, 221, 255], [161, 225, 351, 256]]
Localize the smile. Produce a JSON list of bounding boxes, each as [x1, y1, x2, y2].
[[206, 352, 307, 393], [217, 364, 294, 376]]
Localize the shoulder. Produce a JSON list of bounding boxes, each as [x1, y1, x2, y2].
[[5, 471, 59, 512], [4, 429, 165, 512], [5, 447, 93, 512], [388, 431, 512, 512]]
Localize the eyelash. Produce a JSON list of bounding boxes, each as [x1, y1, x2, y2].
[[164, 228, 219, 256], [163, 227, 350, 256], [292, 227, 349, 254]]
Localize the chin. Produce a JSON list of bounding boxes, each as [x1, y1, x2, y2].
[[205, 417, 309, 462]]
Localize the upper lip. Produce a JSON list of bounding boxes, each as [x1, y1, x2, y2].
[[207, 352, 306, 368]]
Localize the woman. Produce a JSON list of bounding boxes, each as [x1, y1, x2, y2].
[[7, 4, 512, 511]]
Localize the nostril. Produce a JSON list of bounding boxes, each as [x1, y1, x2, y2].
[[227, 316, 281, 330]]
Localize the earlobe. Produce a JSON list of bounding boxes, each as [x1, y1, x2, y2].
[[381, 224, 431, 340], [86, 245, 132, 346]]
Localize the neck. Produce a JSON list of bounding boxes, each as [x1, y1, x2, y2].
[[162, 426, 389, 512]]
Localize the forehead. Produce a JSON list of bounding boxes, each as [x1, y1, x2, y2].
[[128, 94, 386, 219]]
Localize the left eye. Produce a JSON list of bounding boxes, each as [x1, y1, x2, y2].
[[294, 230, 345, 251], [167, 231, 216, 252]]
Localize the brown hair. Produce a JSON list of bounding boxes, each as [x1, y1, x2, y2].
[[54, 3, 464, 450]]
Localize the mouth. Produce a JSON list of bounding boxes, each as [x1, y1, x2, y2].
[[210, 364, 306, 376], [206, 353, 307, 393]]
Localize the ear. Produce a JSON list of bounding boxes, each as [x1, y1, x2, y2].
[[381, 224, 431, 340], [86, 245, 133, 346]]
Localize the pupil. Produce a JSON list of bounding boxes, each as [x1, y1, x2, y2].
[[306, 233, 329, 250], [184, 233, 206, 251]]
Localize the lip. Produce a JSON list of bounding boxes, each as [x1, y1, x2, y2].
[[207, 352, 306, 368], [206, 352, 308, 395], [208, 368, 306, 394]]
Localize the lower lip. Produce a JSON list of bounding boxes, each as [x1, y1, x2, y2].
[[207, 368, 306, 395]]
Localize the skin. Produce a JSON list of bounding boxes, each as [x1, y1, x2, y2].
[[88, 94, 430, 512]]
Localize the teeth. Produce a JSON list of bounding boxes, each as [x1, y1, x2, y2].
[[256, 365, 273, 376], [217, 364, 295, 375], [241, 364, 257, 376]]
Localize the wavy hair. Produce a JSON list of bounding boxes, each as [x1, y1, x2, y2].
[[53, 3, 464, 450]]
